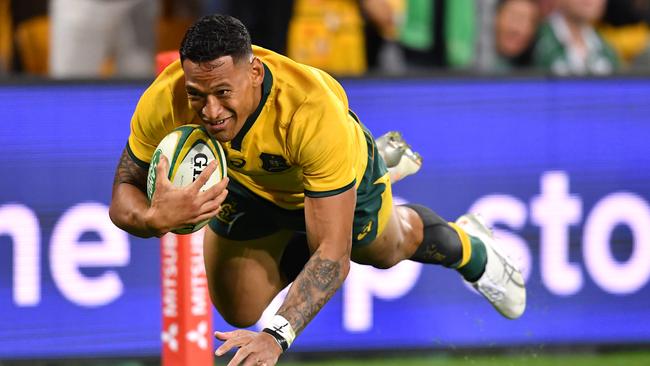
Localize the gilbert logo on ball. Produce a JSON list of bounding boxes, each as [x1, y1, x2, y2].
[[147, 124, 227, 234]]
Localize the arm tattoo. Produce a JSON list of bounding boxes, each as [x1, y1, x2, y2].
[[113, 148, 148, 192], [277, 251, 344, 334]]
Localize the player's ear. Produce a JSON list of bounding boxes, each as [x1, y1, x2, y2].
[[249, 56, 264, 87]]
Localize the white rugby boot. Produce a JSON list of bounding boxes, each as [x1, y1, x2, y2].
[[375, 131, 423, 183], [455, 213, 526, 319]]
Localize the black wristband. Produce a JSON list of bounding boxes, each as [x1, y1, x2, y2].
[[263, 328, 289, 352]]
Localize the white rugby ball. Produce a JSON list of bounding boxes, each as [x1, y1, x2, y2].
[[146, 124, 227, 234]]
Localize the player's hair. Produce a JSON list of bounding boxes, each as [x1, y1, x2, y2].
[[179, 14, 252, 64]]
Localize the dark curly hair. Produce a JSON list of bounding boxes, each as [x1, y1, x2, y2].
[[179, 14, 252, 64]]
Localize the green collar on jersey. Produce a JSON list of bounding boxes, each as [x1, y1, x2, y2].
[[231, 62, 273, 151]]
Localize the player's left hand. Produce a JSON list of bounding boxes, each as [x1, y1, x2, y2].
[[215, 329, 282, 366]]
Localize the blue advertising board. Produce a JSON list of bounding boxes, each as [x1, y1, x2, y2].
[[1, 78, 649, 359]]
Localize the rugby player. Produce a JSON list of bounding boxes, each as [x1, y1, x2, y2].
[[109, 14, 526, 366]]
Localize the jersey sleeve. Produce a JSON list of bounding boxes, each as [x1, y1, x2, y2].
[[287, 95, 357, 197], [127, 75, 185, 169], [127, 110, 160, 169]]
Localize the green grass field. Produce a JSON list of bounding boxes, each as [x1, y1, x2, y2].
[[279, 350, 650, 366], [6, 350, 650, 366]]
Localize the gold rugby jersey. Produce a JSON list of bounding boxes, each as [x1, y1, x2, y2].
[[127, 46, 368, 209]]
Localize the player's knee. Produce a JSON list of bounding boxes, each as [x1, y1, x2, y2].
[[223, 316, 258, 329], [209, 291, 264, 328], [219, 307, 262, 328], [369, 252, 403, 269]]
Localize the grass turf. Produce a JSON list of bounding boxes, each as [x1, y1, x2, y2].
[[279, 350, 650, 366]]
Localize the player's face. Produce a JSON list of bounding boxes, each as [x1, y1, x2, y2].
[[182, 55, 264, 143]]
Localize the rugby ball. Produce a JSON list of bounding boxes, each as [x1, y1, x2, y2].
[[146, 124, 227, 234]]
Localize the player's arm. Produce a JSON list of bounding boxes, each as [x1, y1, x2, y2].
[[215, 188, 355, 365], [215, 98, 354, 364], [272, 100, 356, 338], [277, 187, 355, 331], [109, 147, 228, 238], [109, 147, 155, 237]]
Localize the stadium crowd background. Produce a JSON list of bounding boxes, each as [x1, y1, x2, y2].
[[1, 0, 650, 79]]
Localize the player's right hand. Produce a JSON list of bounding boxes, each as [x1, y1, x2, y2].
[[145, 156, 229, 236], [215, 329, 282, 366]]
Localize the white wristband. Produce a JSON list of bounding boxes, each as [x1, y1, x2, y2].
[[265, 315, 296, 349]]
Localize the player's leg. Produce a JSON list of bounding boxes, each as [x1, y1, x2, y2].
[[350, 188, 422, 269], [375, 131, 422, 183], [352, 128, 525, 319], [352, 199, 526, 319], [454, 213, 526, 319], [203, 177, 311, 327], [351, 195, 479, 274], [203, 227, 292, 328], [350, 127, 479, 274], [353, 202, 484, 278]]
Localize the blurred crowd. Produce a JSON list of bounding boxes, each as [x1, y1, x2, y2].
[[1, 0, 649, 79]]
